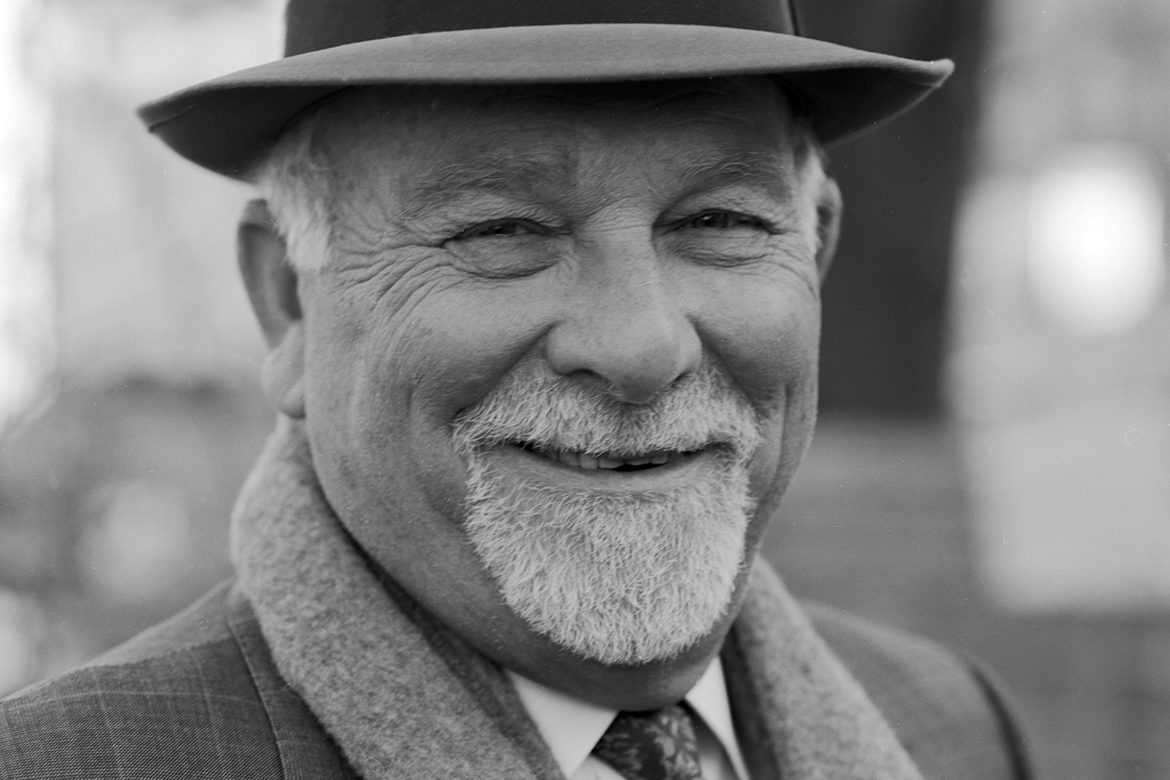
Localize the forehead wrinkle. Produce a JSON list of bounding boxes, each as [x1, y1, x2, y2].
[[401, 147, 581, 221], [671, 145, 797, 203], [323, 79, 800, 218]]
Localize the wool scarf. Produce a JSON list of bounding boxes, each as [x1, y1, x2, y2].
[[231, 417, 923, 780]]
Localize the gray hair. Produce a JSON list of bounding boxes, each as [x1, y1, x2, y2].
[[249, 85, 827, 273], [248, 110, 334, 272]]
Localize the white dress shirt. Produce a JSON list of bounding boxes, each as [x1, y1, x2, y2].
[[507, 658, 750, 780]]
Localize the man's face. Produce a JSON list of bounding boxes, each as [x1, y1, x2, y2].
[[282, 78, 832, 691]]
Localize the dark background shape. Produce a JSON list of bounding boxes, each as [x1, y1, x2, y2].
[[802, 0, 991, 415]]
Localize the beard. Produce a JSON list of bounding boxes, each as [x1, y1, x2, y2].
[[451, 359, 763, 665]]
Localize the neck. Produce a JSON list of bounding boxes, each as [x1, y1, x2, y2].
[[363, 540, 731, 710], [516, 654, 719, 712]]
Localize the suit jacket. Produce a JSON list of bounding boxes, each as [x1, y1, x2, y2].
[[0, 581, 1032, 779]]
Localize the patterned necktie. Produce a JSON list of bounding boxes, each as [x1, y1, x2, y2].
[[591, 704, 704, 780]]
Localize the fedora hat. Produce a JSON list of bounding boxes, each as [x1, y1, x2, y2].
[[138, 0, 953, 179]]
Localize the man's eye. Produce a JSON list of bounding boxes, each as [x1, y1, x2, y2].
[[455, 219, 543, 240], [444, 217, 560, 278], [683, 211, 767, 231]]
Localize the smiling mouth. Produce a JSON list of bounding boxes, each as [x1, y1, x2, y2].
[[513, 443, 704, 471]]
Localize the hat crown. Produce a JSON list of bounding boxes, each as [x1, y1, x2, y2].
[[285, 0, 799, 56]]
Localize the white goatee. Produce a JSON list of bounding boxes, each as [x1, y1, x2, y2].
[[452, 359, 763, 665]]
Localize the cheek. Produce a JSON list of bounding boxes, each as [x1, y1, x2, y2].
[[392, 283, 552, 415], [307, 276, 557, 514], [298, 293, 398, 518], [398, 285, 565, 518], [305, 260, 536, 427], [690, 271, 821, 506], [694, 272, 821, 412]]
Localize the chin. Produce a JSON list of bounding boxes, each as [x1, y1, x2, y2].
[[461, 446, 755, 666]]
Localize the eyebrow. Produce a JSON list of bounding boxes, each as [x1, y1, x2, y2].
[[400, 142, 796, 220], [672, 146, 797, 202]]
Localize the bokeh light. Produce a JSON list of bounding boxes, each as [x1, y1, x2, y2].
[[0, 0, 54, 437], [1027, 144, 1166, 335]]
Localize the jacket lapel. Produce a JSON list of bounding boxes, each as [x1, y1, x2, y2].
[[724, 561, 924, 780]]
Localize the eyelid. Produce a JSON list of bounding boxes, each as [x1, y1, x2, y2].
[[451, 217, 549, 241], [667, 208, 781, 234]]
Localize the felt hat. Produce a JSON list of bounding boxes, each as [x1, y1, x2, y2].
[[138, 0, 954, 179]]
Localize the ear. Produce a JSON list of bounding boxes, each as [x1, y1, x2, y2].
[[238, 199, 307, 418], [813, 176, 843, 283]]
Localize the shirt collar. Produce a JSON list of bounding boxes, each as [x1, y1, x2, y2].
[[506, 657, 748, 780]]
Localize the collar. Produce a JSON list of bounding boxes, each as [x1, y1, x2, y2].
[[507, 657, 750, 780]]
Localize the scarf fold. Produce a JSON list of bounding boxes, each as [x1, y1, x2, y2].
[[231, 417, 923, 780]]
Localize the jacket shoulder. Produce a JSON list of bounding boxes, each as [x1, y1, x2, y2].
[[0, 583, 353, 780], [805, 602, 1034, 780]]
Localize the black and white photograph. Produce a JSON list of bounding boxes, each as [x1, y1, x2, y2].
[[1, 0, 1169, 777]]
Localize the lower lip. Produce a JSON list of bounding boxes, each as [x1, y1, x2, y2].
[[484, 444, 722, 492]]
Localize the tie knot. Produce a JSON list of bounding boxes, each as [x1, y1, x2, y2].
[[592, 704, 703, 780]]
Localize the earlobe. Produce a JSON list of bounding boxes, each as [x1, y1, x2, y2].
[[262, 321, 307, 418], [814, 177, 843, 282]]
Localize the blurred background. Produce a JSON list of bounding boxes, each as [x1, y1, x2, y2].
[[1, 0, 1169, 775]]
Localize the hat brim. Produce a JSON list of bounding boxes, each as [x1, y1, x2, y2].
[[138, 24, 953, 179]]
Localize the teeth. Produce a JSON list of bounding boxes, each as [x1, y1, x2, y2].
[[522, 445, 683, 470]]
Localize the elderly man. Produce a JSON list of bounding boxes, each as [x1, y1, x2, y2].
[[1, 1, 1032, 778]]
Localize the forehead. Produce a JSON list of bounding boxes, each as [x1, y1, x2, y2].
[[311, 78, 802, 192]]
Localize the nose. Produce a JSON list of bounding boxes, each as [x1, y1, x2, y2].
[[546, 238, 702, 404]]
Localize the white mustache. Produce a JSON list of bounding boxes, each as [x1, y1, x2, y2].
[[452, 359, 763, 463]]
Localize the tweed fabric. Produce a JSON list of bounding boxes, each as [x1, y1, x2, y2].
[[803, 605, 1036, 779], [593, 706, 704, 780], [0, 583, 358, 780]]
